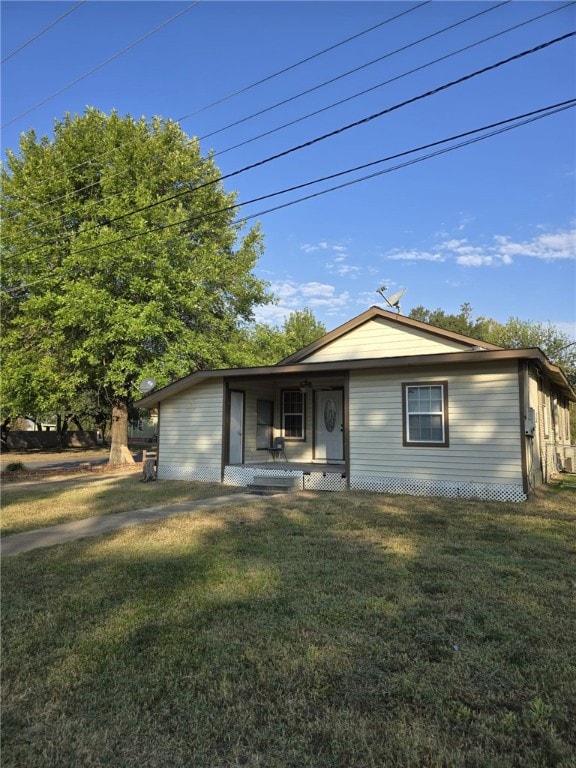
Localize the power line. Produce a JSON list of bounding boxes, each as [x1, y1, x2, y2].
[[1, 1, 86, 64], [175, 1, 431, 122], [6, 0, 532, 229], [34, 30, 576, 239], [4, 29, 574, 253], [1, 2, 201, 129], [200, 0, 510, 141], [236, 103, 575, 227], [213, 1, 575, 157], [5, 0, 430, 191], [6, 99, 573, 271], [8, 0, 564, 213]]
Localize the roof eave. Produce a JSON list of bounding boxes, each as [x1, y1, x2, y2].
[[135, 347, 575, 407]]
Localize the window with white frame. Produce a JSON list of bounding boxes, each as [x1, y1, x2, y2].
[[403, 382, 449, 447], [281, 390, 305, 440]]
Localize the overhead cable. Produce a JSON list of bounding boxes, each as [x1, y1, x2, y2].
[[1, 1, 86, 64], [235, 102, 576, 228], [9, 0, 429, 187], [1, 2, 201, 129], [176, 1, 431, 122], [9, 99, 573, 266], [7, 0, 533, 226], [5, 30, 574, 250], [42, 31, 576, 235], [200, 0, 511, 141], [214, 1, 575, 157]]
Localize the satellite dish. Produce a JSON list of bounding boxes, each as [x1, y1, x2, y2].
[[138, 378, 157, 394], [386, 288, 407, 308], [376, 286, 407, 313]]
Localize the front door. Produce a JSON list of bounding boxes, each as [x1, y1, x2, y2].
[[229, 390, 244, 464], [314, 390, 344, 462]]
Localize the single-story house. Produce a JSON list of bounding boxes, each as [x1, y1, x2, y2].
[[136, 306, 575, 502]]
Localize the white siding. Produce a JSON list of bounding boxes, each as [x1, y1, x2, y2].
[[158, 380, 223, 480], [304, 317, 470, 362], [349, 362, 523, 485]]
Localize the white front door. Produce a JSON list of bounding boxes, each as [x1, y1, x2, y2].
[[229, 391, 244, 464], [315, 390, 344, 462]]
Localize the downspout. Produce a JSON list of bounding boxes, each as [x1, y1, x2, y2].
[[344, 371, 351, 489]]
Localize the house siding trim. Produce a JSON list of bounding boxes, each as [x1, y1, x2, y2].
[[155, 379, 223, 483]]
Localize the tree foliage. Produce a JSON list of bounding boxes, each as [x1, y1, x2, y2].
[[409, 303, 576, 380], [231, 308, 328, 367], [1, 109, 271, 461]]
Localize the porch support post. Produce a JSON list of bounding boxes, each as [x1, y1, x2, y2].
[[221, 380, 229, 483], [344, 371, 351, 489]]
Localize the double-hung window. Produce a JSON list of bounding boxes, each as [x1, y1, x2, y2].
[[403, 382, 449, 447], [281, 390, 305, 440]]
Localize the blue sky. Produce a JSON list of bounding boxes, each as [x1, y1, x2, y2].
[[2, 0, 575, 337]]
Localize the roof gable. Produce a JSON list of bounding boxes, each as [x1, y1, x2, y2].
[[277, 306, 503, 365]]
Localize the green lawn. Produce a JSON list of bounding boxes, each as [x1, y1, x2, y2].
[[1, 475, 242, 536], [2, 482, 575, 767]]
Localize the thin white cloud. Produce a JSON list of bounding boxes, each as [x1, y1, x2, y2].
[[457, 213, 475, 231], [326, 259, 361, 277], [316, 242, 363, 279], [252, 304, 293, 325], [300, 240, 348, 255], [258, 280, 350, 324], [456, 254, 496, 267], [441, 238, 467, 250], [494, 231, 576, 260], [386, 250, 444, 262], [423, 229, 576, 268]]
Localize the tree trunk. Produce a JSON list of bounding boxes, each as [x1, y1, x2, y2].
[[108, 400, 135, 464]]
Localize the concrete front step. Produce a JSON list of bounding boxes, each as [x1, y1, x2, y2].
[[247, 474, 300, 495]]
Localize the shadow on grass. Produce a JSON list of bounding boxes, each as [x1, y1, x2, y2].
[[0, 474, 245, 536], [2, 488, 575, 768]]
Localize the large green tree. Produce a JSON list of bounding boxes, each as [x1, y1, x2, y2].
[[1, 109, 270, 462], [409, 303, 575, 381], [233, 308, 328, 367]]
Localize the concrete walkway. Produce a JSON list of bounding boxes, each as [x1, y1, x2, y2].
[[1, 493, 256, 557]]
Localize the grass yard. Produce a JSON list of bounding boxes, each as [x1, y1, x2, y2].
[[1, 475, 242, 536], [2, 481, 575, 767]]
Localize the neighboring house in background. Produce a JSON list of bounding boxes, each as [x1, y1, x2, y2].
[[136, 306, 575, 502]]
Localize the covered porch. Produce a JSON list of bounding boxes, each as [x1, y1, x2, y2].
[[224, 372, 348, 480]]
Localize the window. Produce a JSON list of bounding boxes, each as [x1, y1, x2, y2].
[[282, 390, 305, 440], [403, 382, 449, 447]]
